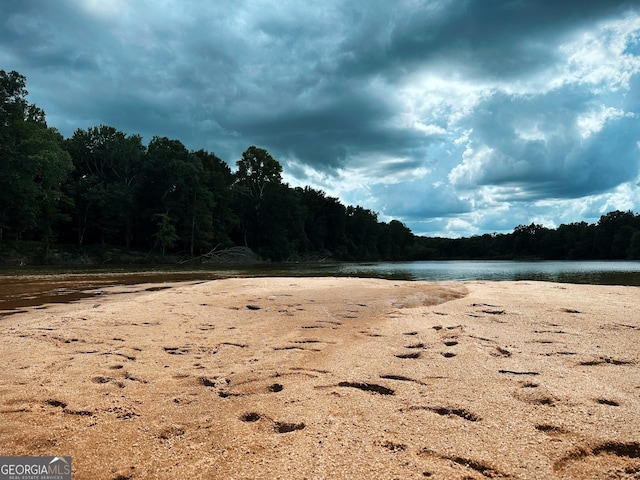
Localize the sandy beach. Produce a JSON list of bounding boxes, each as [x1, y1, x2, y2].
[[0, 277, 638, 479]]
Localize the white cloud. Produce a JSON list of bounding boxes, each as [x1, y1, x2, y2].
[[411, 121, 447, 136], [72, 0, 133, 20], [559, 15, 640, 90], [397, 71, 492, 130], [576, 105, 632, 139]]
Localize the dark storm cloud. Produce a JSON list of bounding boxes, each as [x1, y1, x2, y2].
[[2, 0, 639, 236], [2, 1, 100, 70], [231, 85, 434, 169], [337, 0, 636, 79]]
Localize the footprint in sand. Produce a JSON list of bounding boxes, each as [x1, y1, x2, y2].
[[239, 412, 305, 433], [578, 356, 635, 366], [512, 387, 557, 406], [403, 405, 481, 422], [535, 424, 569, 435], [380, 440, 406, 452], [554, 441, 640, 479], [395, 352, 421, 359], [490, 346, 512, 357], [337, 381, 395, 395], [417, 449, 508, 479], [379, 374, 428, 386]]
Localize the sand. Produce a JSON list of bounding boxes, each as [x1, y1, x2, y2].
[[0, 277, 639, 479]]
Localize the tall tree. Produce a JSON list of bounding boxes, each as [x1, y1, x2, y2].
[[234, 146, 283, 202], [233, 146, 283, 249], [595, 210, 638, 259], [345, 206, 380, 260], [139, 136, 201, 253], [190, 149, 237, 252], [257, 183, 308, 260], [64, 125, 145, 247], [379, 219, 414, 260], [298, 187, 347, 256], [0, 70, 29, 129], [0, 70, 73, 242]]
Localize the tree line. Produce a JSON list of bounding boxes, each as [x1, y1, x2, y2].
[[0, 70, 415, 262], [2, 70, 639, 264], [413, 210, 640, 261]]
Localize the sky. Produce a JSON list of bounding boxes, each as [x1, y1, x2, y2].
[[2, 0, 640, 237]]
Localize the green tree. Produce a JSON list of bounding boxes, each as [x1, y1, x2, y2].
[[298, 187, 347, 256], [235, 146, 283, 201], [186, 149, 237, 255], [612, 225, 637, 259], [345, 206, 380, 260], [379, 219, 414, 260], [152, 213, 179, 256], [512, 223, 546, 258], [627, 230, 640, 260], [194, 150, 237, 248], [18, 126, 73, 243], [257, 184, 308, 260], [233, 146, 283, 249], [138, 137, 201, 253], [0, 70, 29, 129], [594, 211, 637, 258], [0, 70, 73, 242], [64, 125, 145, 247]]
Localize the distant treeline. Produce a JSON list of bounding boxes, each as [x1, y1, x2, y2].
[[2, 70, 639, 264], [414, 211, 640, 261]]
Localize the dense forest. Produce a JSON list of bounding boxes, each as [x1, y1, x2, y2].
[[2, 70, 640, 265], [415, 211, 640, 261]]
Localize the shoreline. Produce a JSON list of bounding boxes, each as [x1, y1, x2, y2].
[[0, 277, 638, 479]]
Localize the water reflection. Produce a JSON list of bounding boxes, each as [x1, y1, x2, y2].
[[334, 260, 640, 285], [0, 268, 229, 315], [1, 260, 639, 314]]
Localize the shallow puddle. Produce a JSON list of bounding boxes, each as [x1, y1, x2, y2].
[[0, 269, 229, 315]]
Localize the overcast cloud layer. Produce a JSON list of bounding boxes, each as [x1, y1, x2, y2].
[[2, 0, 640, 236]]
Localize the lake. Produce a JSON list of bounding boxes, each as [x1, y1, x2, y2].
[[332, 260, 640, 284], [1, 260, 639, 314]]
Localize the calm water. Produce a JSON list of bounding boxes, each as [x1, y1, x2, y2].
[[1, 260, 639, 314], [331, 260, 640, 285], [209, 260, 640, 285]]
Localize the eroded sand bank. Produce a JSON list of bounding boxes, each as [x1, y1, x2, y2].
[[0, 277, 639, 479]]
